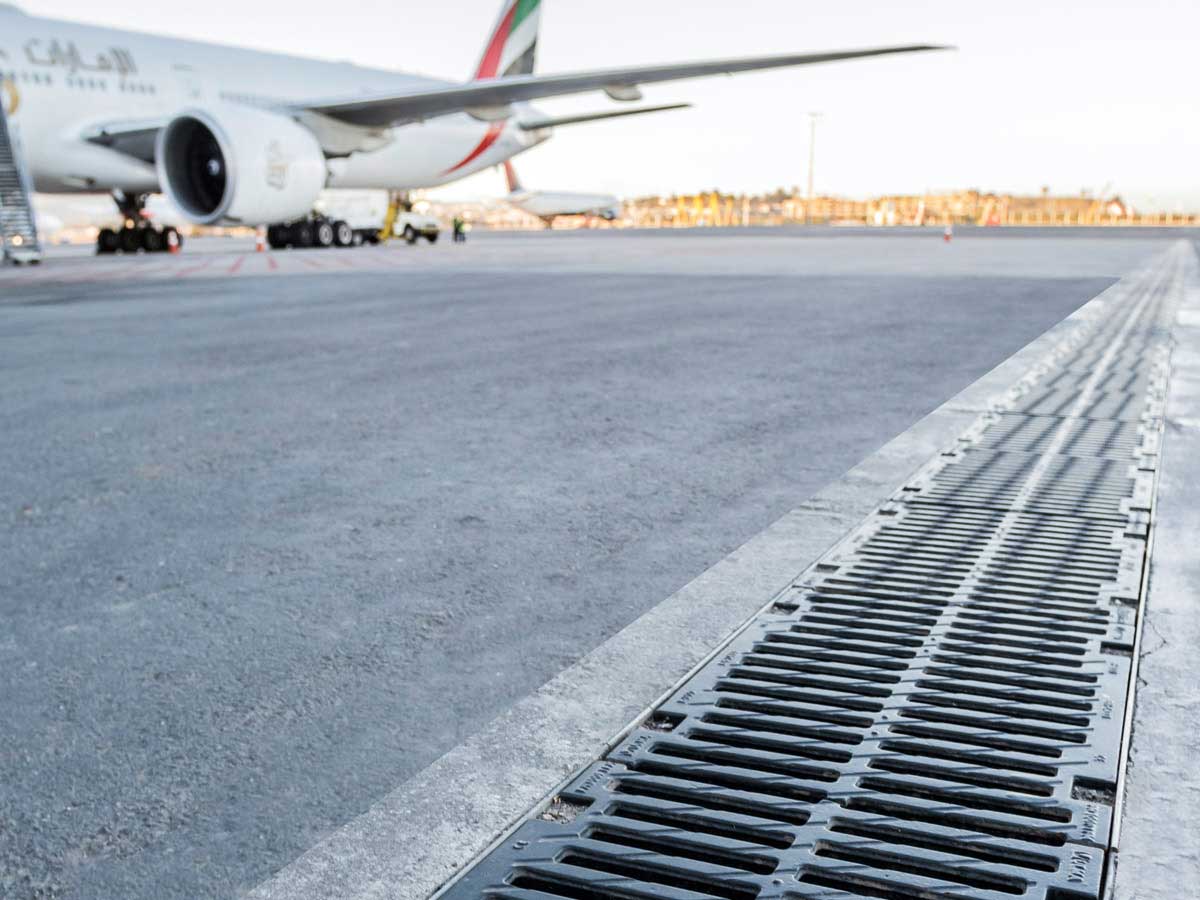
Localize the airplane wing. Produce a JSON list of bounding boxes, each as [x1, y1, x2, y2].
[[299, 44, 948, 127]]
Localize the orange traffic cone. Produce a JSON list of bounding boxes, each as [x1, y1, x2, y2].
[[943, 224, 953, 243], [256, 227, 266, 253]]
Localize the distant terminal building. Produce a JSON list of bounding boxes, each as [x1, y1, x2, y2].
[[424, 188, 1195, 232], [621, 188, 1195, 229], [866, 189, 1134, 227]]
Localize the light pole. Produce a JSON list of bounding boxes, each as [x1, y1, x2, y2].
[[805, 112, 822, 225]]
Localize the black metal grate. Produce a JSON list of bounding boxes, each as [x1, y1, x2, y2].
[[439, 261, 1179, 900]]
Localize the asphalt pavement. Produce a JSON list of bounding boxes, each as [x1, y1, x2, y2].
[[0, 229, 1174, 898]]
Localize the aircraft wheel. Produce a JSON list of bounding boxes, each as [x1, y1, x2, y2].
[[314, 220, 335, 248], [332, 220, 353, 247], [119, 227, 141, 254], [97, 228, 119, 254], [141, 228, 165, 253], [292, 222, 314, 248], [267, 224, 288, 249]]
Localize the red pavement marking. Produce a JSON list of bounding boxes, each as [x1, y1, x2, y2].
[[300, 257, 327, 270], [228, 256, 245, 275], [174, 256, 216, 278], [266, 255, 278, 271]]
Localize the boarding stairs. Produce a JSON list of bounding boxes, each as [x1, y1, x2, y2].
[[0, 96, 41, 265]]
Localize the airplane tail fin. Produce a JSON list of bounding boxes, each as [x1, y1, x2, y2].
[[473, 0, 541, 80], [503, 161, 523, 193]]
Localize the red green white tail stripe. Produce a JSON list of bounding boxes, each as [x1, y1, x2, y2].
[[445, 0, 541, 174], [473, 0, 541, 80]]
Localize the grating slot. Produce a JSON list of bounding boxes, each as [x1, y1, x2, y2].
[[607, 801, 795, 850], [630, 758, 829, 803], [858, 776, 1072, 823], [827, 818, 1059, 872], [692, 717, 854, 763], [865, 757, 1055, 797], [838, 564, 968, 588], [764, 633, 919, 659], [900, 707, 1089, 743], [964, 591, 1112, 614], [798, 613, 932, 637], [942, 633, 1089, 656], [970, 579, 1110, 603], [505, 869, 677, 900], [916, 672, 1099, 705], [908, 692, 1091, 728], [586, 824, 779, 875], [713, 682, 880, 725], [786, 625, 926, 649], [613, 776, 811, 826], [887, 723, 1064, 759], [712, 700, 868, 741], [729, 664, 893, 699], [915, 677, 1094, 710], [928, 654, 1097, 684], [721, 674, 886, 711], [954, 613, 1107, 638], [877, 739, 1058, 778], [750, 643, 911, 671], [934, 642, 1086, 667], [973, 576, 1106, 599], [842, 796, 1068, 846], [797, 865, 980, 900], [812, 840, 1028, 894], [558, 849, 761, 900], [649, 741, 841, 783], [948, 623, 1091, 646], [819, 580, 957, 601], [989, 553, 1120, 576], [854, 552, 975, 573], [737, 653, 904, 685], [804, 597, 942, 625]]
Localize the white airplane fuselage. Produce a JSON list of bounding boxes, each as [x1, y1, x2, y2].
[[0, 6, 546, 196], [509, 189, 620, 221]]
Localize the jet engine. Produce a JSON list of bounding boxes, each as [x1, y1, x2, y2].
[[156, 105, 327, 226]]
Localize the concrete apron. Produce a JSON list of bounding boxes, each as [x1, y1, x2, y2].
[[246, 242, 1197, 900]]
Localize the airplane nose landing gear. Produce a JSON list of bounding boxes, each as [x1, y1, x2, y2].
[[96, 190, 184, 254]]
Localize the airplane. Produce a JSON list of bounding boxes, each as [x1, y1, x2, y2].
[[502, 161, 620, 227], [0, 1, 946, 254]]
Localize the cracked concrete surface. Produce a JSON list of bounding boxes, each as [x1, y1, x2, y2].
[[1110, 243, 1200, 897]]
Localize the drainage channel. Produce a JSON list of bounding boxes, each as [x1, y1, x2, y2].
[[437, 251, 1183, 900]]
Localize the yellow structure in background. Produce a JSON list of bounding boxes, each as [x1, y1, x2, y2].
[[425, 188, 1198, 232], [619, 188, 1196, 229]]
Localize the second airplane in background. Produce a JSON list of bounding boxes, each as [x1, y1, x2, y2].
[[502, 161, 619, 227]]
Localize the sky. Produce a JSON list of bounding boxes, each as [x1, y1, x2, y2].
[[23, 0, 1200, 210]]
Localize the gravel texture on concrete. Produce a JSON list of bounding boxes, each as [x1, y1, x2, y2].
[[0, 230, 1171, 898]]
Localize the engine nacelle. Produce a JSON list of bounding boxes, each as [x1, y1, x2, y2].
[[156, 104, 327, 226]]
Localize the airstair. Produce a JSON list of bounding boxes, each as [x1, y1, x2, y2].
[[0, 95, 42, 265]]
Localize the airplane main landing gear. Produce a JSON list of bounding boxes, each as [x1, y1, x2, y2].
[[267, 215, 377, 250], [96, 192, 183, 255]]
